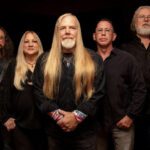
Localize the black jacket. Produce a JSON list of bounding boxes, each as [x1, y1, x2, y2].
[[33, 50, 105, 137], [1, 59, 43, 129]]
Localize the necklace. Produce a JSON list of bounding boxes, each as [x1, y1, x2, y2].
[[26, 61, 36, 68], [63, 56, 73, 67]]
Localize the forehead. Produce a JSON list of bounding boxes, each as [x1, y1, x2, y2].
[[138, 8, 150, 15], [25, 32, 35, 39], [59, 15, 77, 26], [96, 21, 113, 28]]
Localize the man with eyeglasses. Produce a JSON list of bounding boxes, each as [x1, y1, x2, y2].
[[121, 5, 150, 150], [93, 19, 146, 150]]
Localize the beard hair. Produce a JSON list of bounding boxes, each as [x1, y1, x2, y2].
[[61, 39, 75, 49], [136, 26, 150, 36]]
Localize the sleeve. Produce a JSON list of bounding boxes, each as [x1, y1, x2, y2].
[[126, 56, 146, 119], [0, 60, 16, 123], [33, 53, 59, 114], [76, 55, 106, 117]]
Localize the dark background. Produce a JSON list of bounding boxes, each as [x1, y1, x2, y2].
[[0, 0, 149, 53]]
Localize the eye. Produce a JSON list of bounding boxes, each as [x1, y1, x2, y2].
[[97, 29, 103, 32], [59, 26, 65, 30], [0, 36, 5, 40], [24, 40, 29, 43], [70, 26, 77, 30], [105, 29, 111, 32], [32, 40, 38, 43]]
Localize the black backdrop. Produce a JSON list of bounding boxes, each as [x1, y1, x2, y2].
[[0, 0, 149, 54]]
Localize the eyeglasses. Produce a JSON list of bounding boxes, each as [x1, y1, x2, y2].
[[137, 15, 150, 20], [96, 28, 113, 34]]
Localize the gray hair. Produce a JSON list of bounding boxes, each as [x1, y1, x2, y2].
[[130, 6, 150, 32]]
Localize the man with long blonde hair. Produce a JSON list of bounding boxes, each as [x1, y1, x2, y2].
[[33, 13, 105, 150]]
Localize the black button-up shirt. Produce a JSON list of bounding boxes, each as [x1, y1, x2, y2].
[[103, 48, 146, 127], [122, 36, 150, 115]]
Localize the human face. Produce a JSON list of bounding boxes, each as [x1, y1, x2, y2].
[[23, 32, 39, 57], [135, 8, 150, 36], [59, 15, 78, 53], [93, 21, 116, 48], [0, 29, 5, 48]]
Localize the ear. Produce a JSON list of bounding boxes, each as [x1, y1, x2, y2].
[[112, 32, 117, 41], [93, 33, 96, 41]]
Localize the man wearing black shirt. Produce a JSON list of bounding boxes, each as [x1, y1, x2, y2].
[[33, 13, 105, 150], [121, 6, 150, 150], [93, 19, 146, 150]]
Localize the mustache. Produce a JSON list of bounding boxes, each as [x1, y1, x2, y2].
[[143, 23, 150, 26], [62, 37, 73, 40]]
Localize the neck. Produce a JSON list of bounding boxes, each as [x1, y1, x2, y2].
[[63, 52, 73, 57], [137, 34, 150, 49], [25, 55, 37, 67], [97, 45, 113, 61], [62, 47, 75, 54]]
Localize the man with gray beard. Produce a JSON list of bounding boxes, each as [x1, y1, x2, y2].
[[121, 6, 150, 150]]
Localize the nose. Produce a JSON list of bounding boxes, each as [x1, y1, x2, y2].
[[101, 30, 106, 35], [65, 27, 70, 34], [144, 16, 150, 21], [29, 41, 33, 46], [144, 17, 149, 21]]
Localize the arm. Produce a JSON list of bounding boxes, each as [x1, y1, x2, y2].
[[76, 56, 105, 117], [117, 56, 146, 129], [57, 55, 105, 131], [0, 60, 16, 131], [126, 56, 146, 119], [33, 53, 60, 115]]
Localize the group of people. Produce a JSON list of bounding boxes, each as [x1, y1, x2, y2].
[[0, 5, 149, 150]]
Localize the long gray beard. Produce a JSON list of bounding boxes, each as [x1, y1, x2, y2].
[[61, 39, 75, 49], [136, 27, 150, 36]]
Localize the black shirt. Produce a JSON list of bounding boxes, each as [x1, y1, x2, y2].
[[122, 37, 150, 115], [103, 48, 146, 127]]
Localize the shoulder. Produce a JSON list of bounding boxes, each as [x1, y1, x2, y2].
[[7, 58, 16, 70], [36, 52, 48, 66], [115, 48, 138, 64], [86, 48, 103, 65], [121, 40, 140, 53], [115, 48, 134, 57]]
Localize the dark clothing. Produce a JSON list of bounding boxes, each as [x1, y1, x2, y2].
[[1, 60, 42, 129], [121, 37, 150, 150], [122, 36, 150, 115], [102, 48, 146, 128], [0, 58, 12, 150], [1, 59, 47, 150], [10, 126, 47, 150], [33, 50, 105, 150], [48, 132, 97, 150]]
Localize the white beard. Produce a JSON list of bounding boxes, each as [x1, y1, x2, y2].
[[61, 39, 75, 49], [136, 25, 150, 36]]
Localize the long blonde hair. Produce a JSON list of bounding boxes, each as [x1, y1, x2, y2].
[[44, 13, 96, 102], [14, 31, 43, 90]]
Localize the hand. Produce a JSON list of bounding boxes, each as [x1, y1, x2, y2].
[[116, 115, 133, 129], [57, 110, 79, 132], [4, 118, 16, 131]]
